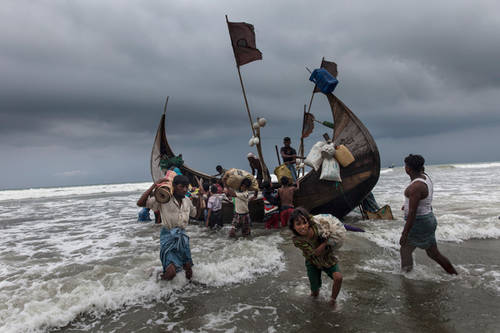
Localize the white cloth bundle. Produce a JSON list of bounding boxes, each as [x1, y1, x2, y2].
[[311, 214, 346, 250], [304, 141, 326, 171], [320, 143, 341, 181]]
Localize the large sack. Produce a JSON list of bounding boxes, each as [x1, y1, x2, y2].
[[311, 214, 346, 250], [320, 157, 341, 181], [321, 142, 336, 158], [304, 141, 326, 171], [335, 144, 355, 167], [274, 164, 293, 184], [319, 143, 341, 182], [154, 170, 177, 203], [223, 168, 259, 192]]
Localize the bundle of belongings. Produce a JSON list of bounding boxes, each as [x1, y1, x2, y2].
[[154, 170, 177, 203], [311, 214, 346, 250], [304, 142, 355, 182], [223, 168, 259, 191]]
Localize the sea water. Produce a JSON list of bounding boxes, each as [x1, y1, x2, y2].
[[0, 162, 499, 332]]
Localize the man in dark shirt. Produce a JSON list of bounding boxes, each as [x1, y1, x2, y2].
[[280, 137, 297, 181]]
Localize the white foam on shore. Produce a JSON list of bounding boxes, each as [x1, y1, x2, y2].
[[0, 182, 151, 202], [451, 162, 500, 169], [0, 220, 285, 333], [173, 303, 278, 333]]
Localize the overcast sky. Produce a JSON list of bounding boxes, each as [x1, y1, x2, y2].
[[1, 0, 499, 189]]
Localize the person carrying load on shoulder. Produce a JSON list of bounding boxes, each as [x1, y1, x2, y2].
[[280, 137, 298, 182], [137, 175, 197, 281], [289, 207, 343, 306], [278, 176, 300, 227], [225, 178, 257, 238], [400, 154, 457, 275]]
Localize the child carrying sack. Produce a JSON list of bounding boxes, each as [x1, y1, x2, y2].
[[311, 214, 346, 250], [223, 168, 259, 192], [320, 143, 341, 182], [304, 141, 326, 172], [335, 144, 355, 167]]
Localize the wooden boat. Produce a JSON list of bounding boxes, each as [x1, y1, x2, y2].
[[151, 59, 380, 219], [294, 92, 380, 218], [151, 112, 213, 185]]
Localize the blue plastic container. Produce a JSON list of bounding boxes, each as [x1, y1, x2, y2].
[[309, 68, 338, 94]]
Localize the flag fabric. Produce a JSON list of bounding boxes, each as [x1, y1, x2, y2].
[[301, 112, 315, 138], [227, 20, 262, 66], [314, 60, 338, 93]]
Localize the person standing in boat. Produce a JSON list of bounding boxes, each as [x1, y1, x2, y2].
[[137, 175, 197, 280], [214, 165, 227, 178], [400, 154, 457, 275], [280, 137, 298, 182]]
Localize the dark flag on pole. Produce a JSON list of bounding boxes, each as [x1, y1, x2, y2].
[[313, 60, 338, 93], [302, 113, 315, 138], [226, 17, 262, 67]]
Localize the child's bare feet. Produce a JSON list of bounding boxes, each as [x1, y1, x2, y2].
[[310, 290, 319, 298]]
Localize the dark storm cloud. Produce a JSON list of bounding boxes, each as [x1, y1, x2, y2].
[[1, 0, 499, 188]]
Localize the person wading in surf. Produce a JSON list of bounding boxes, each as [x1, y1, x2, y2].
[[137, 175, 197, 280], [289, 207, 343, 306], [400, 154, 458, 275]]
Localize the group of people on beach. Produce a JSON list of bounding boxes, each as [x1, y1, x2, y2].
[[137, 145, 458, 305]]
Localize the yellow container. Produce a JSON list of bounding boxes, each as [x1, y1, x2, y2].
[[335, 144, 355, 167], [274, 164, 293, 184]]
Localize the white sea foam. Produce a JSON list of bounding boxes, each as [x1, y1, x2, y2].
[[0, 182, 151, 202], [1, 163, 499, 331], [451, 161, 500, 169], [0, 193, 286, 333]]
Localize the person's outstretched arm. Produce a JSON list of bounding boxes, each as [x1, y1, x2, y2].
[[137, 183, 155, 207]]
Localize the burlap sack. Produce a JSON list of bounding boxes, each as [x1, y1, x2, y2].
[[223, 168, 259, 191]]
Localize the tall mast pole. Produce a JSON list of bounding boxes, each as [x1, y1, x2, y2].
[[226, 15, 270, 184]]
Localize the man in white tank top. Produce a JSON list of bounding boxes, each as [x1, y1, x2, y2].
[[400, 154, 457, 275]]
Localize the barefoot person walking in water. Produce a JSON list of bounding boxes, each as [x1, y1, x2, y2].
[[137, 175, 197, 280], [289, 207, 343, 305], [400, 154, 458, 274]]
